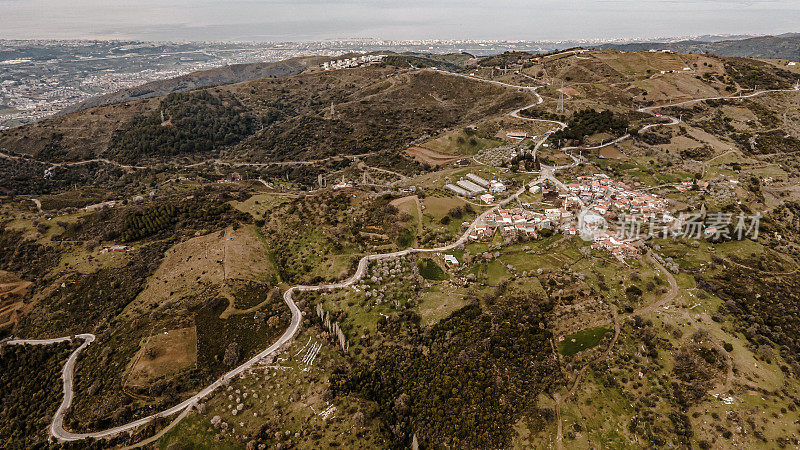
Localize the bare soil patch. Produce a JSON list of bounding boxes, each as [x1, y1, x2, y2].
[[598, 146, 628, 160], [560, 86, 581, 97], [123, 225, 275, 316], [126, 326, 197, 388]]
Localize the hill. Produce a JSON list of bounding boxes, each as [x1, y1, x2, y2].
[[5, 49, 800, 448], [597, 33, 800, 60], [57, 56, 328, 115], [0, 63, 532, 167]]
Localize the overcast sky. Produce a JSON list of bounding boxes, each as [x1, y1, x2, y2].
[[1, 0, 799, 42]]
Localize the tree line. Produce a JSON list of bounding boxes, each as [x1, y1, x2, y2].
[[121, 198, 248, 242]]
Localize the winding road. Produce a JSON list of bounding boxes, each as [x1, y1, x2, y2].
[[4, 71, 798, 444], [435, 69, 566, 129], [3, 174, 532, 443]]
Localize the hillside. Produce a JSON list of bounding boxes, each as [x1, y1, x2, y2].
[[4, 49, 800, 448], [597, 33, 800, 60], [58, 56, 328, 115], [0, 63, 532, 167]]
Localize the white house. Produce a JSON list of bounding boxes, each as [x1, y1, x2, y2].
[[545, 208, 562, 221], [506, 130, 528, 140], [443, 254, 459, 266], [490, 180, 506, 193]]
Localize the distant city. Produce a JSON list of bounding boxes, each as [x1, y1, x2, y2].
[[0, 35, 755, 129]]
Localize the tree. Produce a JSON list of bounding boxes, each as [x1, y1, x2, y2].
[[223, 342, 240, 367]]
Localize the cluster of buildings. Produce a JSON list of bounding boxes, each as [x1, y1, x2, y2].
[[445, 173, 507, 202], [0, 54, 229, 129], [443, 254, 460, 266], [333, 180, 353, 189], [3, 41, 399, 130], [561, 174, 671, 220], [564, 174, 673, 258], [321, 54, 386, 71], [469, 173, 674, 261], [589, 231, 639, 259], [0, 77, 90, 128], [470, 206, 553, 240]]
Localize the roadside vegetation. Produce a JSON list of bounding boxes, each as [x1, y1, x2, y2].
[[0, 341, 75, 448]]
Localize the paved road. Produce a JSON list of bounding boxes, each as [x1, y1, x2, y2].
[[638, 84, 800, 113], [515, 82, 797, 161], [509, 107, 567, 129], [6, 334, 97, 440], [38, 286, 300, 442], [440, 74, 800, 449], [2, 176, 534, 443], [554, 113, 680, 158], [2, 71, 560, 443], [436, 69, 683, 161], [6, 335, 81, 346], [5, 301, 300, 442], [435, 69, 568, 165], [434, 69, 566, 128], [11, 72, 795, 444]]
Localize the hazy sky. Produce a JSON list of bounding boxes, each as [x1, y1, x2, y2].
[[1, 0, 799, 42]]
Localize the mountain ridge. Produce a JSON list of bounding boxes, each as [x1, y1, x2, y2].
[[596, 33, 800, 60], [57, 56, 329, 116]]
